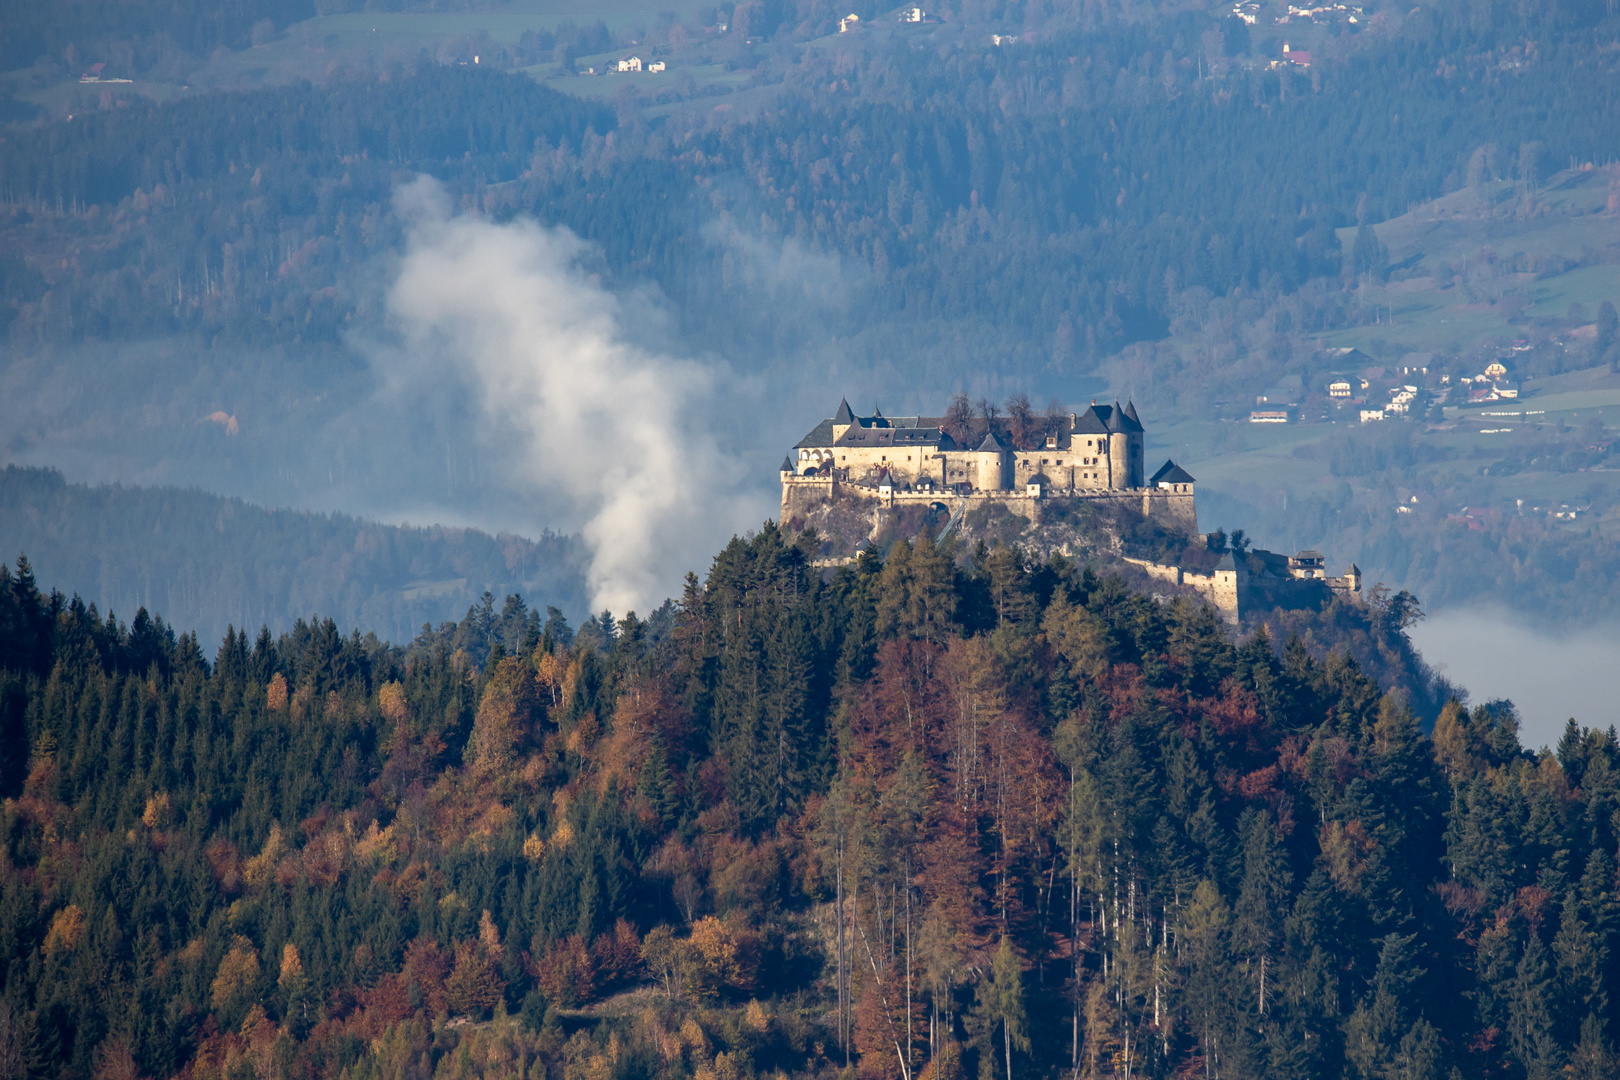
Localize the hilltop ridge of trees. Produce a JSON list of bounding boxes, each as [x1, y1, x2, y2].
[[2, 524, 1616, 1079], [0, 464, 589, 651]]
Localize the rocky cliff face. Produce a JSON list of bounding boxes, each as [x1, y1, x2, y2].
[[791, 489, 1197, 569]]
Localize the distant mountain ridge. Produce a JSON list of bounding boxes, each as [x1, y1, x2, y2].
[[0, 465, 589, 646]]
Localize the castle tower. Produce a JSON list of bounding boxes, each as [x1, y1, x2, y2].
[[1107, 401, 1128, 489], [1108, 399, 1145, 488], [974, 429, 1009, 491]]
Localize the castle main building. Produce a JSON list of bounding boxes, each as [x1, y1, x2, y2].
[[781, 397, 1198, 532]]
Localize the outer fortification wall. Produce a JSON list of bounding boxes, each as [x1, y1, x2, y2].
[[1122, 557, 1240, 624], [782, 477, 1195, 537]]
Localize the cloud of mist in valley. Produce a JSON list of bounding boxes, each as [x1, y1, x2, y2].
[[1408, 607, 1620, 751], [381, 177, 765, 616]]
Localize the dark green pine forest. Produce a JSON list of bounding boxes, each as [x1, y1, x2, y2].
[[0, 527, 1615, 1080]]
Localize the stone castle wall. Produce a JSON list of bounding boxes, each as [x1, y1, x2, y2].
[[781, 476, 1196, 535]]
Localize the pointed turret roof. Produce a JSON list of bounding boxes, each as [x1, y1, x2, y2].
[[833, 398, 855, 424], [1122, 399, 1143, 430], [976, 429, 1007, 452], [1216, 553, 1237, 572], [1149, 459, 1196, 486], [781, 455, 795, 472], [1347, 563, 1361, 575]]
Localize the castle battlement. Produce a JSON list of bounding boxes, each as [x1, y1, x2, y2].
[[780, 396, 1198, 534]]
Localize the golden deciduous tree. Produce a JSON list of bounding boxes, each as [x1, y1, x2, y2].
[[210, 935, 261, 1019], [687, 917, 745, 999], [242, 824, 286, 889], [378, 681, 407, 725], [43, 905, 86, 957], [141, 791, 173, 829], [279, 942, 312, 1031], [266, 673, 288, 712], [468, 656, 541, 778]]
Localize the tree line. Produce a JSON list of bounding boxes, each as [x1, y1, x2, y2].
[[1, 520, 1614, 1079]]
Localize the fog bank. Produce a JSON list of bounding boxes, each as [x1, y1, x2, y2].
[[1408, 608, 1620, 750]]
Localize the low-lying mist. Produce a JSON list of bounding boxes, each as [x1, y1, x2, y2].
[[1408, 607, 1620, 750]]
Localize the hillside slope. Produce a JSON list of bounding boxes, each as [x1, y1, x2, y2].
[[0, 466, 589, 644]]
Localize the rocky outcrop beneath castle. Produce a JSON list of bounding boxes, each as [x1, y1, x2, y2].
[[785, 484, 1198, 568], [781, 475, 1197, 545]]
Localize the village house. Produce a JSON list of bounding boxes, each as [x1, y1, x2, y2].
[[617, 56, 642, 71]]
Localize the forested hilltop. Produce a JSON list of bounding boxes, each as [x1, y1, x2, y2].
[[1, 527, 1614, 1080]]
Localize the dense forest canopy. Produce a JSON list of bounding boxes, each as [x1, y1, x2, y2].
[[5, 4, 1620, 364], [2, 527, 1615, 1080]]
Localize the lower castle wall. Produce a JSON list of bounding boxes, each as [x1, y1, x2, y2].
[[1121, 557, 1239, 624], [782, 476, 1198, 536]]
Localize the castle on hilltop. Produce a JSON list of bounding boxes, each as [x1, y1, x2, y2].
[[780, 396, 1198, 532]]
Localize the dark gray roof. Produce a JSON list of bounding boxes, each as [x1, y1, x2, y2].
[[781, 455, 794, 471], [1123, 399, 1142, 426], [1026, 473, 1050, 486], [976, 430, 1007, 452], [1216, 553, 1237, 571], [834, 398, 855, 424], [834, 424, 944, 448], [1347, 563, 1361, 575], [1073, 405, 1112, 435], [1149, 459, 1196, 485], [794, 419, 837, 448]]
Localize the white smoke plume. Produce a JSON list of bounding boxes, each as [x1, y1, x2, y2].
[[385, 177, 760, 616]]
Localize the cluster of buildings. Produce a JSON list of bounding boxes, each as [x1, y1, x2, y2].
[[614, 56, 668, 72], [1247, 347, 1533, 425], [1233, 0, 1362, 25], [1460, 360, 1521, 403], [781, 397, 1198, 533], [840, 7, 939, 31]]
